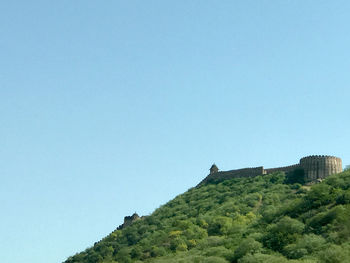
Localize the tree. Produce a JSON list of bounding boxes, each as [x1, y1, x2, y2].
[[263, 216, 304, 251], [233, 238, 262, 262]]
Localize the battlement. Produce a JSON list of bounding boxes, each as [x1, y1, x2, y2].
[[300, 155, 341, 161], [199, 155, 342, 186]]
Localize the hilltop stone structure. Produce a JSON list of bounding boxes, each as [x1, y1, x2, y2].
[[210, 164, 219, 174], [117, 213, 141, 230], [200, 155, 342, 185]]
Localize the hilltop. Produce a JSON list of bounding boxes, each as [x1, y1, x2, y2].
[[64, 169, 350, 263]]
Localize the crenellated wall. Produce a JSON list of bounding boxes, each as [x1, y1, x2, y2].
[[198, 155, 342, 186], [264, 164, 301, 175]]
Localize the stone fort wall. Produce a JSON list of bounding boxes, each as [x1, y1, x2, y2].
[[199, 155, 342, 186], [199, 166, 264, 185], [264, 164, 301, 175]]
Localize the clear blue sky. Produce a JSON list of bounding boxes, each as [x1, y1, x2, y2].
[[1, 1, 350, 262]]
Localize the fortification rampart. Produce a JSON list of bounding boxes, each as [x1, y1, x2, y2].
[[264, 164, 301, 174], [199, 166, 264, 185], [199, 155, 342, 186]]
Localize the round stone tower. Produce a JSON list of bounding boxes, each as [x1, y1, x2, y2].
[[299, 155, 342, 182]]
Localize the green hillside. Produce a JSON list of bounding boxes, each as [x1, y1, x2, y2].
[[64, 170, 350, 263]]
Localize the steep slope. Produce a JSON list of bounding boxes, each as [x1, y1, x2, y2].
[[64, 170, 350, 263]]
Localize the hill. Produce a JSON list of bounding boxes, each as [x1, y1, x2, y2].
[[64, 170, 350, 263]]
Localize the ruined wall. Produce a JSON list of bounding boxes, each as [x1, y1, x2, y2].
[[300, 155, 342, 182]]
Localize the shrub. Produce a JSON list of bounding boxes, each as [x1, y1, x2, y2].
[[317, 244, 350, 263], [284, 234, 326, 259]]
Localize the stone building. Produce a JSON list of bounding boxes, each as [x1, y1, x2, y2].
[[210, 164, 219, 174]]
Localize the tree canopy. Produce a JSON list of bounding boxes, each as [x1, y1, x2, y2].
[[64, 169, 350, 263]]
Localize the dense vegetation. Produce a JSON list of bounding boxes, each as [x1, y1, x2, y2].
[[65, 170, 350, 263]]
